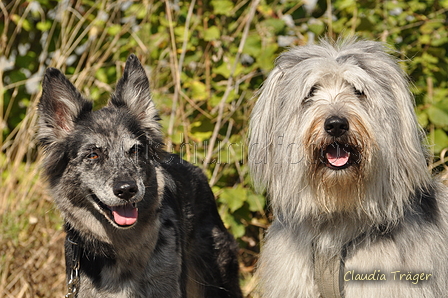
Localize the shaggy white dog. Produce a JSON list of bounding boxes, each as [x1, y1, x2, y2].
[[249, 38, 448, 298]]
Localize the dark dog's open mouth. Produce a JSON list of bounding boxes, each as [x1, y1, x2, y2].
[[92, 195, 139, 228], [322, 142, 358, 170], [110, 204, 138, 226]]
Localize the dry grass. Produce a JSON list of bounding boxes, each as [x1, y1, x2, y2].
[[0, 86, 66, 297], [1, 106, 66, 297]]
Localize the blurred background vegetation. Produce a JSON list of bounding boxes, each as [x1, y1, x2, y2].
[[1, 0, 447, 297]]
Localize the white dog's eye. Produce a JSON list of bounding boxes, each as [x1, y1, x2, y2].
[[354, 88, 366, 99], [304, 86, 318, 101]]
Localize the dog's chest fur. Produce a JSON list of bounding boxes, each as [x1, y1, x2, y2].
[[259, 199, 448, 298], [77, 236, 182, 298]]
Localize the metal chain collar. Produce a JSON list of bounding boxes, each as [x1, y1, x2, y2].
[[65, 238, 81, 298]]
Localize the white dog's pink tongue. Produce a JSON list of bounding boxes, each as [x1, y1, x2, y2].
[[111, 204, 138, 226], [326, 144, 350, 167]]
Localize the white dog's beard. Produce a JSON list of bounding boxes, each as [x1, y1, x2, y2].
[[310, 165, 365, 214], [305, 111, 375, 214]]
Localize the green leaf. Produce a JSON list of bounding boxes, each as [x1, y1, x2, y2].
[[15, 52, 36, 68], [214, 58, 245, 78], [338, 0, 357, 11], [219, 141, 245, 164], [420, 20, 443, 34], [36, 21, 52, 32], [11, 14, 32, 31], [421, 52, 439, 64], [126, 3, 147, 19], [246, 192, 265, 212], [416, 110, 429, 127], [408, 1, 428, 11], [433, 88, 448, 106], [418, 34, 431, 44], [8, 69, 27, 83], [332, 17, 349, 33], [262, 19, 285, 34], [428, 129, 448, 154], [211, 0, 234, 16], [257, 4, 274, 17], [222, 211, 246, 238], [308, 19, 325, 35], [107, 24, 122, 36], [95, 68, 108, 83], [174, 26, 186, 39], [209, 88, 239, 107], [210, 93, 224, 107], [186, 80, 207, 101], [218, 186, 247, 212], [243, 35, 262, 57], [204, 26, 220, 41], [190, 121, 213, 142], [427, 106, 448, 127], [258, 44, 278, 70], [214, 63, 231, 78]]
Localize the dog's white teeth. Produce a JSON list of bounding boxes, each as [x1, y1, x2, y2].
[[132, 203, 137, 208]]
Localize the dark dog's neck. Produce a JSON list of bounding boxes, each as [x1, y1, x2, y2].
[[64, 223, 117, 286], [64, 223, 147, 293], [64, 223, 116, 259]]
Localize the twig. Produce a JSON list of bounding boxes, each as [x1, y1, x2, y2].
[[209, 119, 234, 186], [326, 0, 333, 39], [203, 0, 260, 168], [165, 0, 196, 150]]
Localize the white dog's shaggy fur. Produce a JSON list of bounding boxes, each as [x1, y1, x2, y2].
[[249, 38, 448, 297]]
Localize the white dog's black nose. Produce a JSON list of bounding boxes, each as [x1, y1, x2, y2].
[[113, 181, 138, 200], [324, 116, 349, 137]]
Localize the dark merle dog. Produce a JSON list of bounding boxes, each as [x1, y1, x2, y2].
[[37, 55, 243, 298]]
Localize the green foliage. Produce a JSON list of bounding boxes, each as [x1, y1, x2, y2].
[[1, 0, 448, 295]]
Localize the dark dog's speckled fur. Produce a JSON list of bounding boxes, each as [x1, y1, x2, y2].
[[37, 55, 242, 298]]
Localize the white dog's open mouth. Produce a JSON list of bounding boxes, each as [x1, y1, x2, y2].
[[91, 195, 139, 228], [323, 142, 354, 170]]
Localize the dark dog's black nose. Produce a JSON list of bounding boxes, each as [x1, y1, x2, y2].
[[113, 181, 138, 200], [324, 116, 349, 137]]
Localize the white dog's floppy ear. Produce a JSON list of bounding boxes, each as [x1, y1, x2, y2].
[[249, 66, 284, 191], [38, 68, 92, 146], [111, 54, 160, 130]]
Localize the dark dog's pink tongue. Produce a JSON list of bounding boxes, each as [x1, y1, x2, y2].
[[111, 204, 138, 226], [326, 144, 350, 167]]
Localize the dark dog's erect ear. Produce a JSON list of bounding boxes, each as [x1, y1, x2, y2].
[[111, 54, 160, 131], [37, 68, 92, 147]]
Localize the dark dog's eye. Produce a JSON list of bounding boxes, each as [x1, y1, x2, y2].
[[129, 144, 142, 155], [87, 152, 99, 159], [85, 148, 101, 160]]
